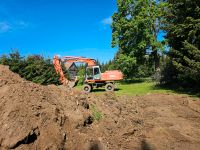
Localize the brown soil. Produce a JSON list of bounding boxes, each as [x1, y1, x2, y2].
[[0, 64, 200, 150]]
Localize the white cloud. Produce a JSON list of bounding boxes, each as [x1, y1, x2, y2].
[[0, 3, 30, 34], [101, 17, 113, 25], [0, 20, 29, 33], [15, 20, 29, 28], [0, 22, 11, 33]]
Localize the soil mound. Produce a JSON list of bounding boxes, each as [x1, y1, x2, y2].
[[1, 64, 200, 150], [0, 65, 91, 149]]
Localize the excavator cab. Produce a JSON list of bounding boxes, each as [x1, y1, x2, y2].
[[86, 66, 101, 80]]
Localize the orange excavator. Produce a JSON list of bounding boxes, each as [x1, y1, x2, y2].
[[53, 55, 123, 93]]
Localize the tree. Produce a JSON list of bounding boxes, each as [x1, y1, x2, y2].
[[0, 55, 9, 65], [164, 0, 200, 87], [114, 54, 137, 79], [112, 0, 167, 72], [100, 59, 115, 72], [0, 52, 60, 85]]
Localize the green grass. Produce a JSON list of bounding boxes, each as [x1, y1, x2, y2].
[[90, 104, 103, 121], [115, 82, 173, 96], [75, 82, 199, 97]]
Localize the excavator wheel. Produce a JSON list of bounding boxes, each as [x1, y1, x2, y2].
[[83, 84, 92, 93], [105, 83, 114, 92]]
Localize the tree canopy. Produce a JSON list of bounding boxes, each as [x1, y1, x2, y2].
[[0, 51, 60, 85], [163, 0, 200, 88], [112, 0, 167, 71]]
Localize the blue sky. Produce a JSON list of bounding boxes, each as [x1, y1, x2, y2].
[[0, 0, 117, 62]]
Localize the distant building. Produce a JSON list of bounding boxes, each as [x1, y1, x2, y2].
[[64, 62, 78, 80]]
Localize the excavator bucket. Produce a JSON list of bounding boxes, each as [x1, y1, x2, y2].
[[66, 80, 78, 88], [65, 77, 79, 88]]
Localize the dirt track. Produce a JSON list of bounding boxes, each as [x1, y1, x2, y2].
[[0, 64, 200, 150]]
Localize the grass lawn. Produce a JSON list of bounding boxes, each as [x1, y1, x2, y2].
[[75, 82, 200, 97], [115, 82, 174, 96], [75, 82, 174, 96]]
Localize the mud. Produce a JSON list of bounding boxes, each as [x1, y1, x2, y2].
[[0, 65, 200, 150]]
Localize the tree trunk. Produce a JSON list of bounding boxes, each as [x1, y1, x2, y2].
[[153, 50, 160, 70]]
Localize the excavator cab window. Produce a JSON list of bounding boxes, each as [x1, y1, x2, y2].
[[93, 66, 101, 80], [86, 66, 101, 80], [86, 67, 93, 80]]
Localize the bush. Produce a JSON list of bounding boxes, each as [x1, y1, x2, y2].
[[0, 51, 60, 85]]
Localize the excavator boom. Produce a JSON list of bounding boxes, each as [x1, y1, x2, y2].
[[62, 56, 96, 66]]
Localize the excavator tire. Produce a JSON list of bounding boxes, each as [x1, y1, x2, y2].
[[83, 84, 92, 93], [105, 83, 114, 92]]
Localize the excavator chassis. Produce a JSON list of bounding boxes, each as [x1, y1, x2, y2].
[[83, 81, 115, 93]]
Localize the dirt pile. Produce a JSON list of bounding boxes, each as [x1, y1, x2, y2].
[[0, 64, 200, 150], [0, 65, 92, 149], [85, 93, 200, 150]]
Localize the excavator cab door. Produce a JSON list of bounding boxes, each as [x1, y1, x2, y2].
[[86, 66, 101, 80], [93, 66, 101, 80]]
